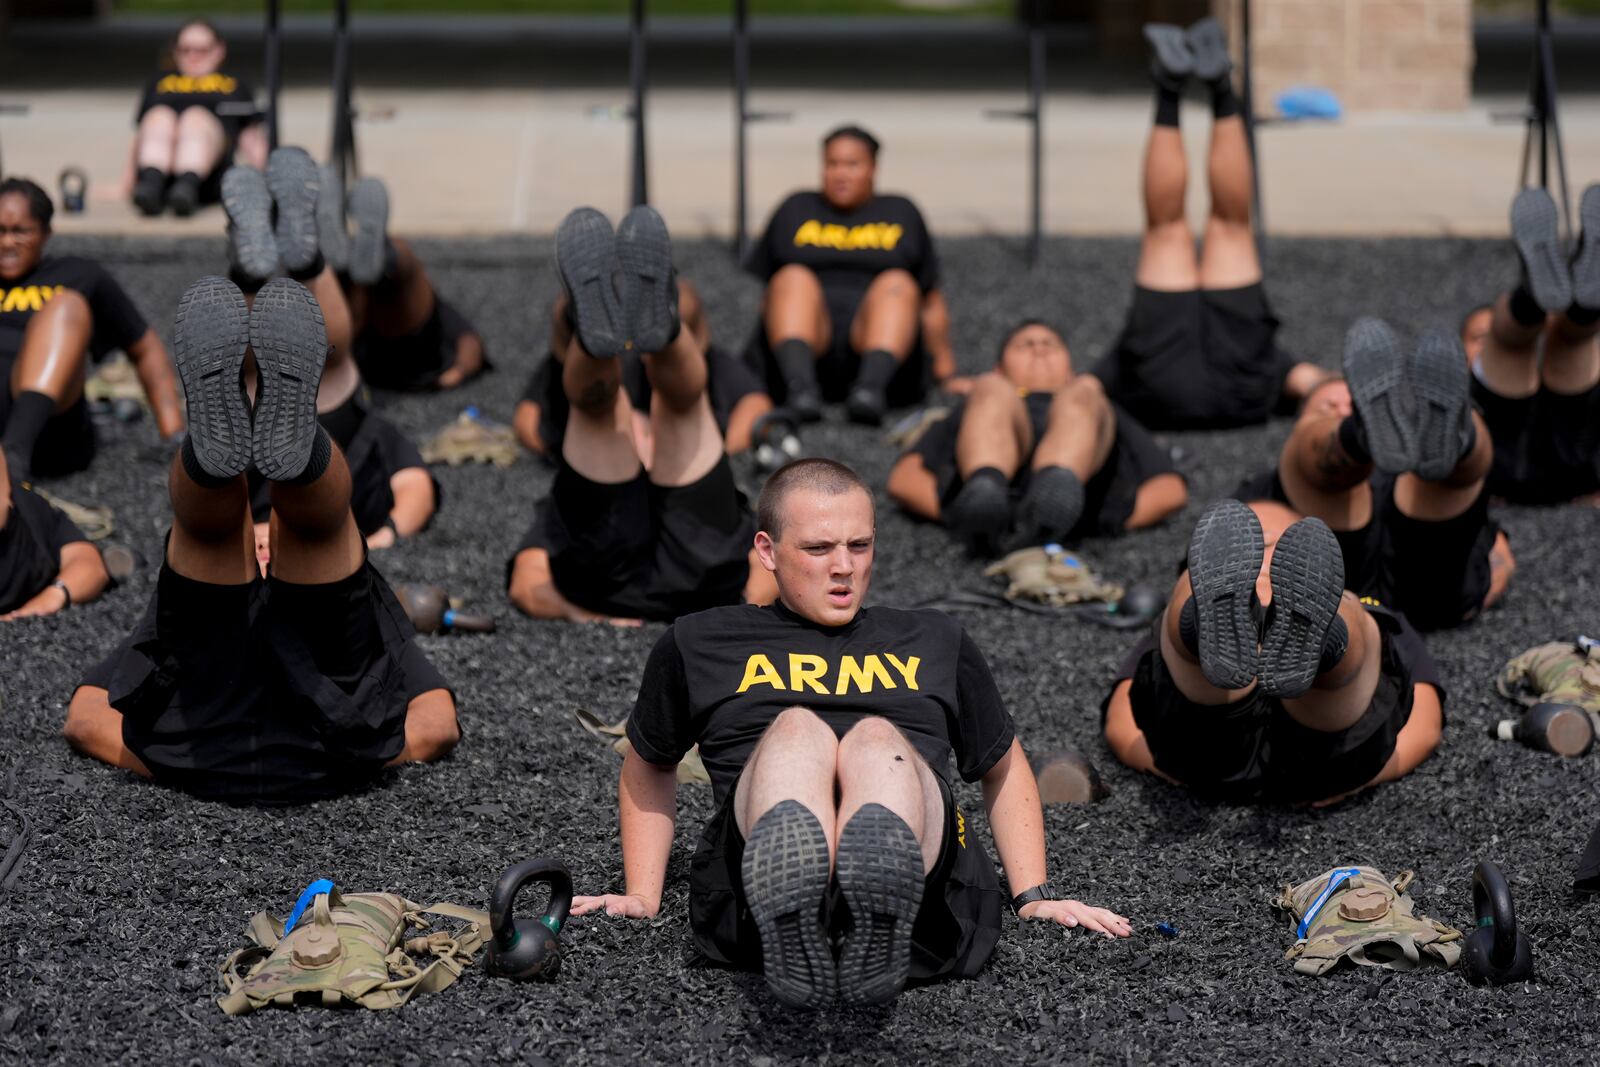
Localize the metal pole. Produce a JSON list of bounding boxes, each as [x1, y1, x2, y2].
[[1027, 0, 1043, 268], [330, 0, 354, 188], [264, 0, 281, 150], [735, 0, 750, 257], [1241, 0, 1262, 248], [630, 0, 648, 207]]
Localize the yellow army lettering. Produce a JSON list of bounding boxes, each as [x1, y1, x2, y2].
[[956, 808, 966, 849], [0, 285, 64, 313], [791, 220, 905, 252], [735, 652, 923, 695], [154, 74, 239, 95]]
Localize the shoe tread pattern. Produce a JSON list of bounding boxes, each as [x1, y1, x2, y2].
[[221, 166, 277, 282], [1409, 329, 1471, 483], [1572, 185, 1600, 312], [616, 205, 678, 355], [1343, 316, 1414, 475], [1259, 517, 1345, 699], [836, 803, 924, 1008], [555, 208, 626, 359], [173, 276, 251, 480], [1512, 187, 1573, 313], [1186, 498, 1263, 691], [347, 177, 391, 287], [249, 279, 328, 481], [741, 800, 836, 1011], [266, 147, 321, 274]]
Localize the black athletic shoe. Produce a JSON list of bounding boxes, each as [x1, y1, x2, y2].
[[554, 207, 626, 359], [1015, 465, 1085, 546], [1184, 498, 1263, 691], [844, 384, 887, 426], [172, 276, 252, 481], [168, 172, 201, 218], [222, 165, 279, 283], [266, 146, 321, 275], [133, 167, 168, 217], [1185, 16, 1232, 85], [249, 278, 328, 482], [752, 409, 804, 475], [944, 471, 1012, 556], [317, 164, 350, 274], [836, 803, 924, 1008], [1342, 316, 1413, 475], [615, 204, 680, 354], [740, 800, 835, 1011], [347, 176, 390, 287], [1410, 328, 1474, 482], [1571, 183, 1600, 314], [1144, 23, 1192, 90], [1511, 186, 1573, 314], [1258, 517, 1346, 699]]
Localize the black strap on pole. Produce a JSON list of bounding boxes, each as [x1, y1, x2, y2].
[[629, 0, 648, 207], [329, 0, 357, 188], [983, 0, 1044, 267], [1519, 0, 1572, 236], [264, 0, 282, 150], [732, 0, 791, 259], [1241, 0, 1263, 258]]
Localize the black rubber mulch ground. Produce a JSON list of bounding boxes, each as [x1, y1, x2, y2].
[[3, 233, 1599, 1065]]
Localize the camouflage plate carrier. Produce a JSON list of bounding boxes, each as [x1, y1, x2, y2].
[[422, 408, 520, 468], [218, 883, 489, 1014], [1274, 866, 1462, 976], [1497, 638, 1600, 714], [983, 544, 1123, 607]]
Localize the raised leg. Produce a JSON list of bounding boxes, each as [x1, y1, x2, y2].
[[1136, 125, 1199, 292], [172, 106, 229, 179], [762, 263, 832, 353], [1197, 114, 1261, 290], [835, 717, 945, 874], [955, 373, 1033, 480], [1032, 376, 1116, 481], [134, 105, 180, 173], [734, 706, 840, 850]]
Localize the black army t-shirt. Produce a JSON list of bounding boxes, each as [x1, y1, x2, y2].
[[0, 482, 88, 614], [0, 257, 149, 364], [137, 71, 259, 139], [745, 191, 940, 300], [628, 601, 1015, 806]]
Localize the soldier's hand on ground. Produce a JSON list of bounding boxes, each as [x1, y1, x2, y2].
[[571, 893, 659, 919], [1019, 899, 1133, 938], [940, 374, 977, 397], [366, 525, 397, 550]]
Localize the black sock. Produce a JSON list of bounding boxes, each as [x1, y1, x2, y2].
[[854, 348, 899, 393], [967, 466, 1007, 488], [1154, 84, 1182, 128], [173, 170, 201, 190], [1211, 79, 1240, 120], [1568, 303, 1600, 326], [285, 426, 333, 485], [1177, 598, 1201, 657], [1317, 615, 1350, 675], [1509, 284, 1545, 326], [180, 435, 233, 488], [383, 239, 401, 282], [774, 338, 818, 393], [0, 390, 56, 477], [288, 251, 327, 283], [1336, 415, 1371, 465]]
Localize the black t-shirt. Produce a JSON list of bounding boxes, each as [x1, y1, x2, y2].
[[0, 257, 149, 365], [250, 406, 429, 536], [0, 482, 88, 614], [628, 601, 1016, 806], [745, 191, 940, 299], [136, 71, 259, 139]]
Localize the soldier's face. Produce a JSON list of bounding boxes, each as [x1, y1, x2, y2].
[[999, 324, 1073, 392], [822, 138, 875, 212], [756, 487, 876, 627], [0, 195, 47, 282]]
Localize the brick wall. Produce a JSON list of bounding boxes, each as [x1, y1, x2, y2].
[[1212, 0, 1474, 112]]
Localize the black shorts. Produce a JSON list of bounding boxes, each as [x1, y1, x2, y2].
[[76, 555, 449, 805], [1471, 377, 1600, 505], [1092, 283, 1294, 430], [747, 280, 931, 408], [507, 455, 754, 622], [689, 770, 1003, 982], [1126, 615, 1416, 804], [355, 297, 483, 391]]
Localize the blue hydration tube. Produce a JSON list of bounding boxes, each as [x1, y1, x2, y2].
[[1297, 867, 1363, 941], [283, 878, 337, 935]]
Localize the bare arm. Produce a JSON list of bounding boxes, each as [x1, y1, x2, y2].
[[722, 393, 773, 455], [571, 747, 679, 918], [513, 400, 547, 455], [887, 453, 941, 521], [981, 737, 1133, 937], [1, 541, 109, 620], [920, 289, 972, 394], [367, 467, 436, 549], [126, 328, 185, 439]]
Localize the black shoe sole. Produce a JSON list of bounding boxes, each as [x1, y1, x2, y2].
[[837, 803, 924, 1008], [1410, 328, 1472, 482], [347, 177, 390, 287], [1259, 517, 1345, 699], [1016, 467, 1085, 545], [168, 181, 199, 219], [1185, 498, 1263, 691], [555, 207, 626, 358], [1512, 186, 1573, 313], [741, 800, 836, 1011], [266, 147, 321, 274], [317, 164, 350, 274], [945, 475, 1012, 557], [172, 276, 252, 480], [1572, 184, 1600, 312], [787, 388, 824, 423], [249, 278, 328, 481], [1343, 316, 1413, 475], [1143, 23, 1193, 87], [844, 387, 885, 426], [616, 204, 679, 354], [1186, 16, 1232, 83], [222, 166, 278, 282]]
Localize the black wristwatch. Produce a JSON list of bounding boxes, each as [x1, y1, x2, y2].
[[1011, 882, 1062, 913], [52, 580, 72, 610]]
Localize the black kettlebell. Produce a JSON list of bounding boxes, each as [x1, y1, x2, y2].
[[1461, 860, 1534, 986], [484, 857, 573, 981], [58, 167, 88, 214]]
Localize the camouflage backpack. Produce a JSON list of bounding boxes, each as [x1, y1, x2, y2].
[[1497, 638, 1600, 714], [218, 881, 489, 1014], [983, 544, 1123, 607], [1274, 866, 1462, 976]]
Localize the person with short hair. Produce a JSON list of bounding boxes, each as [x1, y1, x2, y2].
[[745, 125, 965, 426], [131, 18, 267, 217], [571, 456, 1131, 1010], [0, 177, 184, 479], [888, 319, 1187, 554], [0, 448, 108, 621]]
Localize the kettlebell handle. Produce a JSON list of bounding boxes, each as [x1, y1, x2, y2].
[[489, 857, 573, 948], [1472, 860, 1520, 968]]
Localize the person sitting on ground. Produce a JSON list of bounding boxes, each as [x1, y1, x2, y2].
[[0, 449, 108, 621], [744, 125, 965, 426], [1460, 302, 1492, 367], [570, 457, 1132, 1010], [515, 277, 772, 461], [507, 206, 778, 625], [1466, 185, 1600, 505], [0, 178, 184, 479], [1234, 317, 1513, 632], [130, 18, 267, 218], [1090, 18, 1324, 430], [64, 276, 459, 803], [223, 150, 437, 552], [1102, 498, 1444, 806], [315, 175, 488, 391], [888, 319, 1187, 554]]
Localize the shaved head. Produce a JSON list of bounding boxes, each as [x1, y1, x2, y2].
[[757, 458, 872, 541]]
